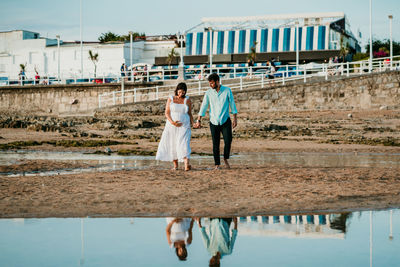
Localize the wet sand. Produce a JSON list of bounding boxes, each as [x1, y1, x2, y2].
[[0, 110, 399, 218]]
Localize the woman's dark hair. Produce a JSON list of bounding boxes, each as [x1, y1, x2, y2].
[[175, 246, 188, 261], [175, 82, 187, 96]]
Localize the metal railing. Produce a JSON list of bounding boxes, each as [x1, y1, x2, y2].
[[97, 56, 400, 109], [2, 55, 399, 87]]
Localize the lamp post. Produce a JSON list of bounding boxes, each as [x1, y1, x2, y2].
[[80, 0, 83, 79], [177, 31, 185, 67], [205, 27, 213, 72], [389, 15, 393, 69], [295, 21, 299, 76], [369, 0, 373, 73], [129, 31, 133, 81], [56, 35, 60, 82]]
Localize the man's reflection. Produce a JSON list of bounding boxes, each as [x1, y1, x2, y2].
[[166, 218, 194, 261], [196, 217, 238, 267]]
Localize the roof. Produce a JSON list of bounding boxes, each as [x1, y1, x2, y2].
[[187, 12, 346, 32]]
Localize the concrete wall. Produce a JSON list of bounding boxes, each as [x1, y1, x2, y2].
[[95, 71, 400, 118], [0, 82, 162, 115], [0, 71, 399, 117]]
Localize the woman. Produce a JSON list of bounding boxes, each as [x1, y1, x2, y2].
[[166, 217, 194, 261], [156, 82, 193, 171]]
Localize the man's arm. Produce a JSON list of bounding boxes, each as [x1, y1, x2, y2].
[[194, 93, 209, 128], [229, 89, 238, 128]]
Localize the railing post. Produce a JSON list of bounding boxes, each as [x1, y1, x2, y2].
[[325, 64, 328, 80], [198, 80, 201, 95], [147, 68, 149, 82], [286, 65, 289, 78], [261, 74, 264, 88], [134, 88, 137, 103], [346, 62, 350, 77], [282, 71, 285, 85], [341, 63, 344, 76], [360, 62, 363, 75], [234, 67, 236, 78], [240, 76, 243, 90], [121, 78, 125, 105], [162, 69, 165, 81], [303, 67, 307, 83], [112, 91, 116, 105], [103, 75, 105, 83], [156, 86, 159, 100], [379, 61, 382, 72]]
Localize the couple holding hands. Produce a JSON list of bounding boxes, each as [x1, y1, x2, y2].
[[155, 73, 238, 171]]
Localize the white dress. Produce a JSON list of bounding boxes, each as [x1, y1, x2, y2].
[[166, 217, 192, 248], [156, 96, 191, 162]]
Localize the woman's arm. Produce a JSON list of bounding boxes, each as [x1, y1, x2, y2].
[[165, 98, 182, 127]]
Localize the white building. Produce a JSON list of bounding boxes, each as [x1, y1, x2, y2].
[[0, 30, 176, 81]]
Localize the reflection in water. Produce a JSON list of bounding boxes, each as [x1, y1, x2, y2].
[[166, 218, 194, 261], [0, 210, 399, 266], [1, 151, 399, 176], [196, 217, 238, 267]]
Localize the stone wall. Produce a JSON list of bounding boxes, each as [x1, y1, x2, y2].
[[0, 82, 162, 115], [95, 71, 400, 118], [1, 71, 399, 117]]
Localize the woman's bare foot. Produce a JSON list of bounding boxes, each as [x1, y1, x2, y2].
[[172, 160, 178, 170], [214, 165, 221, 170], [223, 159, 231, 169], [185, 165, 191, 171]]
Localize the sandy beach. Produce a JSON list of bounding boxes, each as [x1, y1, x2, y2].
[[0, 110, 399, 218]]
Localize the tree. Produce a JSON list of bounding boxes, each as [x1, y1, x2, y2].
[[88, 50, 99, 77], [366, 39, 400, 56], [247, 41, 258, 64], [166, 48, 179, 75], [19, 63, 26, 72], [98, 31, 146, 43]]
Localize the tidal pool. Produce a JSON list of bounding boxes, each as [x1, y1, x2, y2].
[[0, 209, 399, 266], [1, 150, 399, 176]]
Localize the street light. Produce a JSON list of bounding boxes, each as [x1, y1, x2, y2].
[[56, 35, 60, 82], [129, 31, 133, 81], [295, 21, 299, 76], [389, 15, 393, 69], [177, 31, 185, 67], [80, 0, 83, 79], [205, 27, 213, 72], [369, 0, 373, 73]]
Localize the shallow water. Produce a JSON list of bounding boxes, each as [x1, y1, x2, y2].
[[0, 150, 399, 176], [0, 209, 399, 266]]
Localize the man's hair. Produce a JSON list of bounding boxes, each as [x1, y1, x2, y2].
[[208, 73, 220, 82]]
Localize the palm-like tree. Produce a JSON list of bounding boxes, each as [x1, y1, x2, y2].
[[247, 41, 257, 65], [88, 50, 99, 77], [166, 47, 179, 76]]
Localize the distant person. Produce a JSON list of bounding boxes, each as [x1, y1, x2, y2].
[[166, 218, 194, 261], [196, 217, 238, 267], [266, 60, 276, 85], [247, 59, 254, 77], [34, 71, 40, 85], [156, 82, 193, 171], [120, 63, 126, 78], [18, 70, 26, 86], [194, 73, 238, 170]]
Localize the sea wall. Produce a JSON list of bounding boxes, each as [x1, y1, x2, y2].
[[95, 71, 400, 118]]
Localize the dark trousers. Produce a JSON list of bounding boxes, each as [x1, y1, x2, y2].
[[210, 118, 232, 165]]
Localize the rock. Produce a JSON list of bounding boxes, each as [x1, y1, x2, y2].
[[347, 113, 353, 118], [379, 105, 388, 110]]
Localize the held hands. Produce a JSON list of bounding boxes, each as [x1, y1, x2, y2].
[[193, 121, 201, 129]]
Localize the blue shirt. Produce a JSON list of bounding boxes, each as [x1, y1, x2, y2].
[[200, 219, 237, 258], [198, 85, 238, 126]]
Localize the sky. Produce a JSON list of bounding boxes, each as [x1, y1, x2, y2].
[[1, 0, 399, 50]]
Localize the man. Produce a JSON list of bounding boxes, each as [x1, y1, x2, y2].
[[194, 73, 238, 169], [196, 217, 238, 267]]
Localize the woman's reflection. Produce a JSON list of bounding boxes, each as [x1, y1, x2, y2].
[[196, 217, 238, 267], [165, 218, 194, 261]]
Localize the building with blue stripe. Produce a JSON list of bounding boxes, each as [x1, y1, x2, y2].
[[175, 12, 360, 65]]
